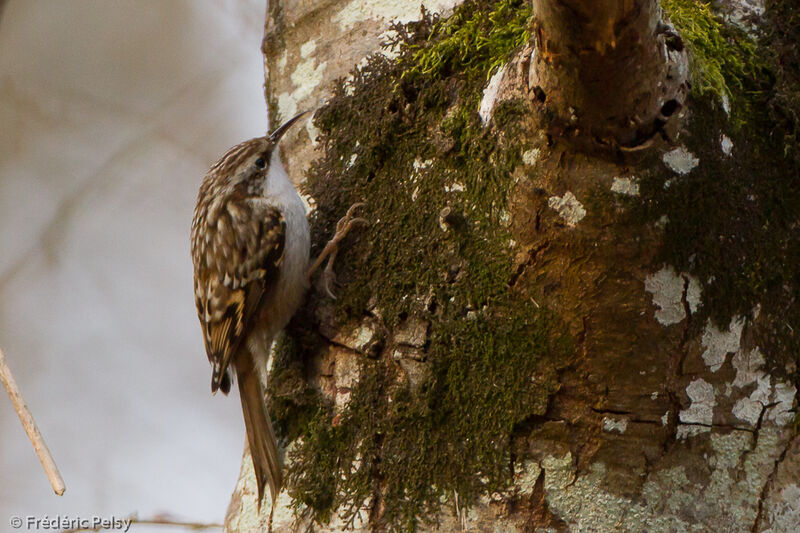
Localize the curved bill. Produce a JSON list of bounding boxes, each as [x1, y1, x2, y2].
[[269, 110, 308, 143]]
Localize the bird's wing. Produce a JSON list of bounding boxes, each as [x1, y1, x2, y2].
[[192, 199, 285, 393]]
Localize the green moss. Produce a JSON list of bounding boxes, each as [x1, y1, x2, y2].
[[404, 0, 531, 82], [267, 1, 562, 530], [661, 0, 764, 116]]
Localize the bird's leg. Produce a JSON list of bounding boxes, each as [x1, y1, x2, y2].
[[307, 202, 367, 298]]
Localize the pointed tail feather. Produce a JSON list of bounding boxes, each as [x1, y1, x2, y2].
[[236, 354, 282, 507]]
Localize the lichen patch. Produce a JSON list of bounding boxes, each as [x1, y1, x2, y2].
[[662, 146, 700, 175], [300, 39, 317, 58], [479, 64, 507, 125], [610, 176, 640, 196], [677, 378, 715, 438], [547, 191, 586, 227], [522, 147, 541, 166], [644, 266, 701, 326], [602, 416, 629, 434], [732, 373, 771, 425], [720, 134, 734, 155], [290, 57, 327, 104], [700, 316, 744, 372]]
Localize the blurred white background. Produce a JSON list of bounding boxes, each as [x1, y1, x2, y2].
[[0, 0, 269, 528]]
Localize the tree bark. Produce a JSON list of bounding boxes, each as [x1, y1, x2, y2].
[[529, 0, 688, 148], [224, 1, 799, 531]]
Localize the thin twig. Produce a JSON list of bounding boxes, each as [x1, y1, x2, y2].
[[62, 515, 223, 532], [0, 345, 66, 495]]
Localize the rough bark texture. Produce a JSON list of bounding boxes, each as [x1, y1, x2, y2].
[[224, 1, 799, 531], [261, 0, 461, 189], [529, 0, 688, 149], [529, 0, 688, 148]]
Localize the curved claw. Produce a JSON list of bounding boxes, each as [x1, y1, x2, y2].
[[307, 202, 368, 299], [321, 266, 338, 300]]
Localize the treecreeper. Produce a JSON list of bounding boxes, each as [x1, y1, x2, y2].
[[190, 111, 365, 508]]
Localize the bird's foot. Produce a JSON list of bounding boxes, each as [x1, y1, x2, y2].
[[307, 202, 367, 298]]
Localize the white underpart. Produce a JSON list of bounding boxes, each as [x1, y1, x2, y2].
[[248, 148, 310, 380]]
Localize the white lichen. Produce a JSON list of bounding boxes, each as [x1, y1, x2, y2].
[[603, 417, 629, 434], [721, 134, 734, 156], [277, 50, 288, 73], [662, 146, 699, 175], [731, 346, 765, 388], [730, 346, 797, 426], [522, 147, 541, 166], [763, 484, 800, 532], [644, 266, 701, 326], [700, 316, 744, 372], [610, 176, 640, 196], [515, 460, 542, 496], [767, 380, 797, 426], [732, 374, 771, 425], [306, 118, 321, 147], [548, 191, 586, 227], [478, 65, 507, 126], [290, 56, 327, 104], [677, 378, 715, 439]]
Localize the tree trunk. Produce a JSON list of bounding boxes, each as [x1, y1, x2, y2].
[[225, 1, 799, 531]]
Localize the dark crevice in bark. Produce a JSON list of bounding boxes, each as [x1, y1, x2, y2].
[[590, 407, 672, 426], [368, 432, 386, 530], [508, 240, 551, 289], [318, 332, 369, 356], [523, 469, 568, 533], [591, 407, 633, 416], [735, 402, 774, 482], [676, 420, 754, 432], [751, 432, 797, 533], [662, 275, 694, 454]]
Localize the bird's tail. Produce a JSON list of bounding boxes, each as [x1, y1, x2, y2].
[[235, 352, 282, 508]]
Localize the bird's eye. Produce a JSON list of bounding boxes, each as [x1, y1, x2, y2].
[[254, 158, 266, 169]]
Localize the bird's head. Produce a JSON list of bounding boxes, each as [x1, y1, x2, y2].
[[202, 111, 307, 198]]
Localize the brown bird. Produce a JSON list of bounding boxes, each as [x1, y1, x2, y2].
[[190, 112, 364, 507]]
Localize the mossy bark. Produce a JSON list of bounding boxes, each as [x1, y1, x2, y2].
[[224, 1, 800, 531]]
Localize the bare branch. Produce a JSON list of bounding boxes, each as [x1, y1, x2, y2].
[[62, 514, 223, 532], [0, 345, 66, 495]]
